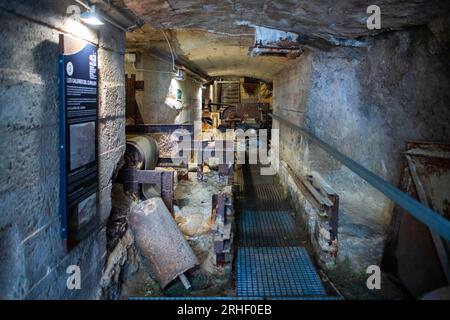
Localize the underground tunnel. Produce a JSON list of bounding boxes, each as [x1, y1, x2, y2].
[[0, 0, 450, 303]]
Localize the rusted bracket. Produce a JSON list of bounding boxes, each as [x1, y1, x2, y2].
[[158, 157, 189, 168], [197, 164, 204, 181], [218, 164, 234, 181], [212, 193, 227, 224], [118, 168, 174, 213], [193, 140, 209, 181], [194, 140, 235, 182], [287, 166, 339, 242], [236, 103, 261, 121], [212, 193, 233, 265], [303, 173, 339, 242]]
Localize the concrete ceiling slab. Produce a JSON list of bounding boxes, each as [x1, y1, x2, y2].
[[123, 0, 450, 42], [123, 0, 450, 81]]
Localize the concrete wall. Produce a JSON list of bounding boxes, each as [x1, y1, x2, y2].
[[0, 0, 126, 299], [125, 52, 202, 124], [273, 28, 450, 270]]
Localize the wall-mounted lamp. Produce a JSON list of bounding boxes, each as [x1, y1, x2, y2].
[[175, 68, 186, 81], [80, 5, 104, 26]]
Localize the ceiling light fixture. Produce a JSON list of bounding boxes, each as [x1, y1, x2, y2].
[[80, 5, 104, 26], [175, 68, 186, 81]]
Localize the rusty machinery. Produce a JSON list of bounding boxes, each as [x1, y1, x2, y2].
[[194, 140, 235, 183], [220, 103, 271, 130], [120, 135, 195, 290], [126, 124, 193, 167], [121, 126, 237, 289], [118, 135, 175, 212]]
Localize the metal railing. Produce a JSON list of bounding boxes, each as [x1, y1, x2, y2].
[[272, 113, 450, 242]]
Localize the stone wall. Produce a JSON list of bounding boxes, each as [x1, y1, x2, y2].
[[125, 52, 202, 124], [0, 0, 126, 299], [273, 27, 450, 271]]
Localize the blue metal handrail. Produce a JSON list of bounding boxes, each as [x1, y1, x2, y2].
[[272, 113, 450, 242]]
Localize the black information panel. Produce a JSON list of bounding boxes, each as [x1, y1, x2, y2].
[[59, 35, 99, 251]]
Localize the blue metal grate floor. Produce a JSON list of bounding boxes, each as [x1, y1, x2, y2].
[[127, 165, 338, 301], [236, 247, 326, 297], [235, 165, 331, 299], [238, 211, 300, 247]]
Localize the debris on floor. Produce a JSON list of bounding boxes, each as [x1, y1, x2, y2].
[[173, 171, 235, 288]]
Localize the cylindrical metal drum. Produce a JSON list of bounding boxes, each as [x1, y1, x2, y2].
[[129, 197, 199, 288], [125, 135, 160, 198]]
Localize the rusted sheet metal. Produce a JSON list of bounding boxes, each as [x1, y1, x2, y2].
[[236, 103, 260, 121], [129, 197, 199, 289], [404, 141, 450, 221], [221, 106, 237, 120], [405, 155, 450, 283], [249, 26, 302, 57], [383, 141, 450, 298], [249, 46, 303, 58], [118, 168, 174, 212]]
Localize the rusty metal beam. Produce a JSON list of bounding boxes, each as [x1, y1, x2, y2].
[[126, 124, 194, 134], [118, 168, 174, 212]]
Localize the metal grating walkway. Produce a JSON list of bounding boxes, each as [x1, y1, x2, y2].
[[237, 247, 326, 297], [235, 165, 329, 299], [239, 211, 300, 247]]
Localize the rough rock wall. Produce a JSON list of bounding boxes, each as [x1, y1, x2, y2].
[[0, 0, 126, 299], [273, 27, 450, 270], [125, 52, 202, 124]]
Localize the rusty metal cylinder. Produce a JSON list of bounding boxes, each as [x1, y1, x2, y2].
[[129, 197, 199, 288], [125, 135, 159, 170], [125, 135, 160, 198]]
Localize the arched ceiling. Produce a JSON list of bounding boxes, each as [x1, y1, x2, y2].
[[126, 26, 292, 81], [122, 0, 450, 81]]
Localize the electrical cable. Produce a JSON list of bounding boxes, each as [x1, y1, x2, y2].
[[161, 30, 176, 72], [131, 62, 175, 75]]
